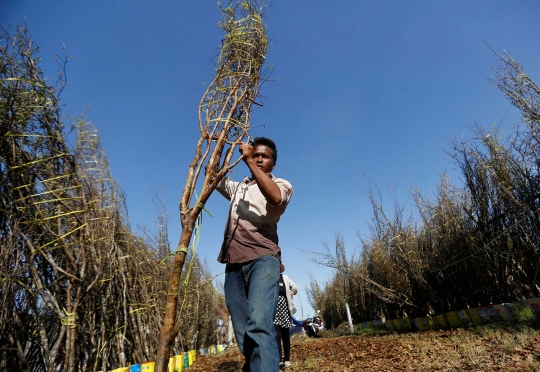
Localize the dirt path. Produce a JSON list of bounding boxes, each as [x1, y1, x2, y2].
[[187, 325, 540, 371]]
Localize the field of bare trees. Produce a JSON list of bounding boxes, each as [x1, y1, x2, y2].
[[0, 25, 227, 372], [2, 4, 540, 372], [308, 51, 540, 331]]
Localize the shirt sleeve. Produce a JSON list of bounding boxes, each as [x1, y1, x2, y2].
[[288, 278, 298, 294], [215, 176, 239, 201], [273, 178, 293, 207]]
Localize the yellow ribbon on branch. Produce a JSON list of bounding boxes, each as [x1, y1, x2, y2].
[[61, 308, 77, 329]]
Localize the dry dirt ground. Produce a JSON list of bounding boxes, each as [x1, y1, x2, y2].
[[187, 324, 540, 371]]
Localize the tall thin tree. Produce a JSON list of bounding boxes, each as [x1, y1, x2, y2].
[[155, 1, 271, 370]]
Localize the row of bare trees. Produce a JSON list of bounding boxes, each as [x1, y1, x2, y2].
[[1, 25, 226, 372], [310, 52, 540, 330]]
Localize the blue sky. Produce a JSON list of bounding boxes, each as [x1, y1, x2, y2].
[[4, 0, 540, 319]]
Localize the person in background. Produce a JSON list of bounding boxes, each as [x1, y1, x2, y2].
[[215, 137, 293, 372], [274, 263, 298, 369]]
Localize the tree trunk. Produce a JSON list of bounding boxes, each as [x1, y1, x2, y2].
[[154, 226, 193, 371]]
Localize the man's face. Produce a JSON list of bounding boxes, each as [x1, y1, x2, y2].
[[252, 144, 275, 173]]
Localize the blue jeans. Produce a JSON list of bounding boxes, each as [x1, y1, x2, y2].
[[225, 255, 280, 372]]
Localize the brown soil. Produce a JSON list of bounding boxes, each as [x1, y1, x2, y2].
[[187, 325, 540, 371]]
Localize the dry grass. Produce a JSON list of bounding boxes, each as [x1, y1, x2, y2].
[[188, 322, 540, 371]]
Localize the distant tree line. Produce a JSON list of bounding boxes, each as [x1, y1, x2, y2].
[[310, 51, 540, 330], [0, 25, 226, 372]]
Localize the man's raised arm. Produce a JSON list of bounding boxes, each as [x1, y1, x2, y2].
[[238, 142, 282, 205]]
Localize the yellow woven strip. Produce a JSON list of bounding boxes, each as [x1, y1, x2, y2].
[[9, 153, 69, 170], [12, 173, 75, 191], [10, 104, 53, 109], [61, 308, 77, 329], [15, 279, 34, 295], [4, 134, 53, 138], [39, 209, 86, 222], [14, 185, 82, 202], [128, 305, 156, 314], [32, 196, 84, 205], [1, 77, 45, 87], [34, 223, 87, 251]]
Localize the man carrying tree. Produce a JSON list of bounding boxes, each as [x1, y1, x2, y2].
[[215, 137, 293, 371]]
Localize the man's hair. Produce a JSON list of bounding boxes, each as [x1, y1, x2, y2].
[[251, 137, 277, 162]]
